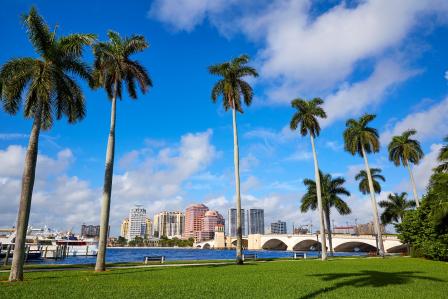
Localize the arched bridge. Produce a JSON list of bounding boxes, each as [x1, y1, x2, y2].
[[196, 234, 405, 253]]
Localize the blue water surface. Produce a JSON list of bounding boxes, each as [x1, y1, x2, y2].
[[29, 248, 367, 264]]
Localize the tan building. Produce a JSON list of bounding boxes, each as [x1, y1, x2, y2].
[[145, 217, 152, 239], [153, 211, 184, 238], [120, 218, 129, 238]]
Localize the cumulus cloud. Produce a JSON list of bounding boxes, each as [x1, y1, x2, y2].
[[380, 97, 448, 144], [148, 0, 231, 32], [410, 143, 442, 192], [150, 0, 448, 126], [0, 130, 218, 235], [321, 60, 417, 127]]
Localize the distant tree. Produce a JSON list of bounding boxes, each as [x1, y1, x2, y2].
[[435, 136, 448, 174], [343, 114, 385, 256], [92, 31, 152, 272], [301, 171, 351, 255], [290, 97, 328, 260], [355, 168, 385, 195], [397, 172, 448, 261], [0, 7, 95, 282], [116, 236, 128, 246], [379, 192, 416, 225], [388, 130, 424, 207], [208, 54, 258, 264]]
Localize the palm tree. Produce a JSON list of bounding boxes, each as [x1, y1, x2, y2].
[[378, 192, 415, 225], [208, 55, 258, 264], [290, 97, 328, 260], [0, 8, 94, 281], [435, 136, 448, 173], [388, 129, 424, 207], [355, 168, 385, 195], [92, 31, 152, 272], [343, 114, 385, 256], [301, 171, 351, 256]]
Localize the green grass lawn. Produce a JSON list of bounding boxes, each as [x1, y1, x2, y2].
[[1, 257, 447, 298]]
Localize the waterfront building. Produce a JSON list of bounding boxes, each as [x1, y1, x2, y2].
[[247, 209, 265, 234], [120, 218, 129, 238], [271, 220, 287, 234], [80, 224, 100, 238], [198, 210, 225, 242], [128, 205, 148, 240], [145, 217, 153, 239], [355, 222, 385, 235], [228, 208, 246, 237], [183, 204, 209, 241], [153, 211, 185, 238], [334, 225, 356, 234]]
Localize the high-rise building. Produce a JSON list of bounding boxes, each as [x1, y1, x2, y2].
[[145, 218, 153, 239], [153, 211, 185, 238], [271, 220, 287, 234], [228, 208, 246, 237], [128, 205, 148, 240], [120, 218, 129, 238], [184, 204, 209, 241], [247, 209, 265, 235], [198, 210, 225, 242], [80, 224, 100, 238]]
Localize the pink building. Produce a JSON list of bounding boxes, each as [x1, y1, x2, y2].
[[198, 210, 225, 242], [183, 203, 209, 241]]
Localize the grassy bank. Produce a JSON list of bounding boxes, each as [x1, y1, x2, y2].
[[1, 258, 447, 298]]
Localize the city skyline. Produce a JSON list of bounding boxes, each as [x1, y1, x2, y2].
[[1, 1, 448, 236]]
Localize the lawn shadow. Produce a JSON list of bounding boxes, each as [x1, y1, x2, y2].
[[300, 270, 445, 299]]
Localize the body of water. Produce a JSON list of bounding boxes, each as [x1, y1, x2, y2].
[[30, 248, 367, 264]]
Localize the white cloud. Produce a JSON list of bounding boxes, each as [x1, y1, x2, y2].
[[380, 97, 448, 144], [321, 60, 417, 127], [148, 0, 231, 32], [242, 175, 260, 192], [0, 146, 73, 178], [0, 130, 218, 235], [0, 133, 28, 140], [410, 143, 442, 192], [240, 154, 259, 172]]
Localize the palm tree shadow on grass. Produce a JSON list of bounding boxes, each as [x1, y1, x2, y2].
[[300, 270, 445, 299]]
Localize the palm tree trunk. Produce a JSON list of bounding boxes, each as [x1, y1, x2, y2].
[[324, 208, 333, 256], [231, 102, 243, 265], [95, 83, 117, 272], [361, 145, 385, 257], [9, 105, 42, 282], [406, 163, 420, 208], [310, 134, 327, 260]]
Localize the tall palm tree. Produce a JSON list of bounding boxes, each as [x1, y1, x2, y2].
[[301, 171, 351, 256], [290, 97, 328, 260], [208, 55, 258, 264], [93, 31, 152, 272], [343, 114, 385, 256], [388, 129, 424, 207], [0, 8, 94, 281], [355, 168, 385, 195], [435, 136, 448, 173], [378, 192, 415, 224]]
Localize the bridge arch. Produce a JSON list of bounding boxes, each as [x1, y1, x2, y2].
[[231, 239, 248, 248], [202, 243, 211, 249], [262, 238, 288, 250], [292, 239, 322, 251], [386, 244, 407, 253], [334, 241, 376, 252]]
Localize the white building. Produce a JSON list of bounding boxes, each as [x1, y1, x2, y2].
[[127, 205, 147, 240], [153, 211, 185, 238]]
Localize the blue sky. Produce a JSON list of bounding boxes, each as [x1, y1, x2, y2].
[[1, 0, 448, 235]]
